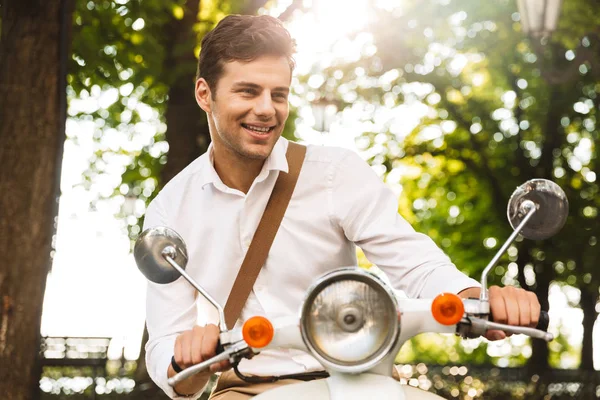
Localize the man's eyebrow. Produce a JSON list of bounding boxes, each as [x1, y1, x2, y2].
[[232, 82, 289, 93], [273, 86, 290, 93], [232, 81, 261, 89]]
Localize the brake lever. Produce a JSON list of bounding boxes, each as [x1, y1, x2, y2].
[[486, 320, 554, 341], [167, 340, 252, 387], [459, 317, 554, 342]]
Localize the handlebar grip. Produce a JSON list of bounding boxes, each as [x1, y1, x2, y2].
[[216, 340, 225, 355], [536, 311, 549, 332], [171, 339, 225, 373]]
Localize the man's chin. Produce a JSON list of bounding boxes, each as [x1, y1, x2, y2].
[[240, 141, 277, 160], [243, 152, 269, 161], [237, 146, 272, 161]]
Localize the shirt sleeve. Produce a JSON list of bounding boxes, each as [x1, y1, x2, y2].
[[329, 151, 480, 298], [142, 198, 206, 399]]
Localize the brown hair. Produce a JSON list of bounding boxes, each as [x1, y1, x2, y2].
[[197, 14, 296, 95]]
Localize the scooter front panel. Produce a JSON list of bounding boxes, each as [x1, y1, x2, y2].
[[253, 379, 330, 400], [253, 374, 446, 400]]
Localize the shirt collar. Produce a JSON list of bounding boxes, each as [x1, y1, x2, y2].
[[200, 137, 289, 190]]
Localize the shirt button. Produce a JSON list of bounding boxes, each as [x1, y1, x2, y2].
[[244, 240, 251, 248]]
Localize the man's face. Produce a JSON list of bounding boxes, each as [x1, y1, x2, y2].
[[197, 55, 291, 161]]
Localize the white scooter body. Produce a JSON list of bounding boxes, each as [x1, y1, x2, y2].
[[255, 373, 443, 400], [250, 297, 452, 400], [136, 180, 563, 400]]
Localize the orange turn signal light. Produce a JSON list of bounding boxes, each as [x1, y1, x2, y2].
[[431, 293, 465, 326], [242, 316, 274, 348]]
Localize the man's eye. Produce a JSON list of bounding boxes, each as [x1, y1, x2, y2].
[[240, 89, 255, 95]]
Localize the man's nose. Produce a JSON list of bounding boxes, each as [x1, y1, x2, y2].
[[253, 92, 276, 118]]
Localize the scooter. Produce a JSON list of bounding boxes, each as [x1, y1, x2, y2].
[[134, 178, 568, 399]]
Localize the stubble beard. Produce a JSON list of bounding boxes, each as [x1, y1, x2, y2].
[[217, 126, 274, 161], [210, 106, 282, 162]]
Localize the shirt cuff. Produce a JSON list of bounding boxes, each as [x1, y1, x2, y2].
[[158, 357, 207, 400]]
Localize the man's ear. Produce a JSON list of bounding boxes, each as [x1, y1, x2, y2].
[[195, 78, 212, 113]]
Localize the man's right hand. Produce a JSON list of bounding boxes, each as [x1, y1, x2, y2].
[[168, 324, 231, 396]]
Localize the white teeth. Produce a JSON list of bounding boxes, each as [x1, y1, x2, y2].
[[244, 124, 271, 133]]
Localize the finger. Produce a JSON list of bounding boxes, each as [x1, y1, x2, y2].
[[489, 286, 507, 324], [515, 289, 531, 327], [174, 335, 183, 367], [220, 360, 231, 370], [528, 291, 541, 328], [191, 325, 205, 365], [210, 359, 231, 373], [201, 324, 220, 362], [502, 287, 520, 326], [180, 331, 193, 367], [485, 329, 506, 341]]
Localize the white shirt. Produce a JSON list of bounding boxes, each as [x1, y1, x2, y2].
[[142, 137, 479, 398]]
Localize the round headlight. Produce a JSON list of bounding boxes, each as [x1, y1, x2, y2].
[[300, 267, 400, 373]]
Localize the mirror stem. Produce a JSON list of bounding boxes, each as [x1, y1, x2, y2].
[[163, 247, 228, 332], [480, 200, 537, 302]]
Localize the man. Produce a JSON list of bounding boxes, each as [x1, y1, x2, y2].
[[142, 14, 541, 399]]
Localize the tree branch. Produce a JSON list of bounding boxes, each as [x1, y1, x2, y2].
[[443, 101, 507, 211], [507, 64, 529, 181], [538, 85, 562, 179], [240, 0, 270, 15], [278, 0, 305, 22], [531, 33, 600, 84]]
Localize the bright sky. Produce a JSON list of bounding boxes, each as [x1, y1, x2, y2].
[[41, 0, 598, 368]]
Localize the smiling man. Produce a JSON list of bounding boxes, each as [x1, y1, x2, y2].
[[196, 52, 291, 193], [142, 14, 541, 400]]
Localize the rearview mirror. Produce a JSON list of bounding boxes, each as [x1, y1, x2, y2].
[[134, 226, 189, 284], [507, 179, 569, 240]]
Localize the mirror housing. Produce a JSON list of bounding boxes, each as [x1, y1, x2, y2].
[[134, 226, 189, 284], [507, 179, 569, 240]]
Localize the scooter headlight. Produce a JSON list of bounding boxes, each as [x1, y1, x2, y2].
[[300, 267, 400, 373]]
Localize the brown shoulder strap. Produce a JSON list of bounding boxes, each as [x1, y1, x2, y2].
[[223, 142, 306, 328]]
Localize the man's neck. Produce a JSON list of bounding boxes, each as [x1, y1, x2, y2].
[[212, 146, 264, 194]]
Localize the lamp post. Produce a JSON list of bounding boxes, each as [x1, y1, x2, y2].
[[516, 0, 593, 85], [516, 0, 563, 39]]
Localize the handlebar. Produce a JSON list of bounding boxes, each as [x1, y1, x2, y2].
[[485, 320, 553, 341], [459, 309, 553, 342], [166, 306, 552, 387], [168, 350, 232, 386], [167, 340, 251, 387], [537, 310, 550, 332]]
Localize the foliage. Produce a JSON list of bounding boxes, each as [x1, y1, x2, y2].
[[68, 0, 184, 233], [70, 0, 298, 243], [63, 0, 600, 383], [296, 0, 600, 368]]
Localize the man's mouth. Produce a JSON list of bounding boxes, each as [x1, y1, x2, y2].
[[241, 123, 275, 135]]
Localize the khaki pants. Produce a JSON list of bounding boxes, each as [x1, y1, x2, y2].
[[208, 370, 321, 399]]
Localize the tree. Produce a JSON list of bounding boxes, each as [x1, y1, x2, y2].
[[387, 0, 600, 371], [374, 0, 600, 370], [297, 0, 600, 371], [0, 0, 73, 398]]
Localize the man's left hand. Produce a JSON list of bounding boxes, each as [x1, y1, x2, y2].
[[458, 285, 541, 341]]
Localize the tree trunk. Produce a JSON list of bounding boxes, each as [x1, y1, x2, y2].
[[516, 241, 534, 292], [526, 81, 562, 373], [160, 0, 208, 186], [528, 261, 551, 372], [133, 1, 204, 397], [580, 287, 596, 371], [0, 0, 71, 398]]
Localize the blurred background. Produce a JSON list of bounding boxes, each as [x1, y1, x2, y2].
[[1, 0, 600, 398]]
